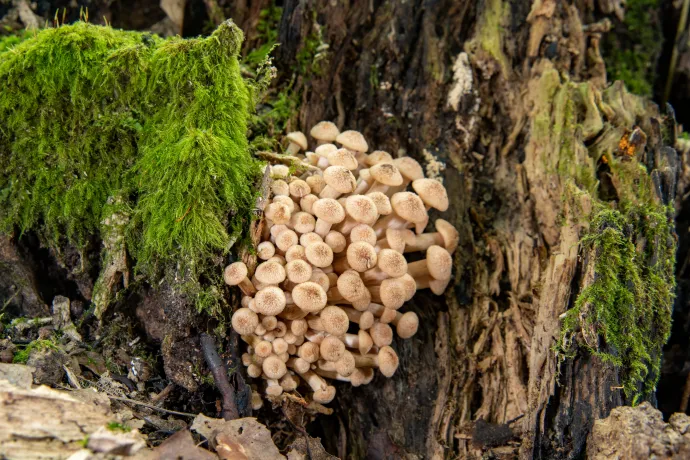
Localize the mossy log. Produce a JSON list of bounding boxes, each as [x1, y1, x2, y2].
[[0, 1, 684, 459]]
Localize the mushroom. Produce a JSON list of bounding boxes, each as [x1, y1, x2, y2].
[[285, 131, 308, 155], [343, 330, 374, 355], [280, 373, 299, 392], [261, 315, 278, 331], [367, 303, 398, 324], [290, 281, 328, 313], [314, 367, 373, 387], [310, 121, 340, 145], [314, 143, 338, 169], [312, 198, 346, 237], [270, 164, 290, 179], [349, 224, 377, 246], [412, 178, 449, 212], [255, 261, 287, 286], [271, 180, 289, 196], [368, 277, 406, 310], [353, 168, 372, 194], [231, 308, 259, 335], [333, 241, 377, 273], [353, 346, 399, 378], [287, 356, 311, 374], [299, 232, 323, 247], [406, 245, 452, 281], [336, 130, 368, 156], [285, 259, 313, 284], [320, 335, 345, 362], [300, 193, 319, 214], [257, 241, 276, 260], [373, 192, 428, 238], [290, 211, 316, 234], [289, 179, 311, 200], [319, 166, 357, 199], [369, 322, 393, 347], [416, 275, 451, 295], [263, 355, 288, 380], [272, 337, 289, 354], [366, 150, 393, 166], [328, 148, 358, 170], [308, 306, 350, 336], [303, 241, 333, 268], [389, 157, 424, 194], [298, 370, 337, 403], [361, 249, 408, 283], [275, 229, 299, 253], [324, 231, 347, 253], [297, 341, 321, 363], [366, 191, 392, 216], [340, 306, 375, 330], [337, 195, 379, 235], [309, 269, 331, 292], [242, 335, 273, 358], [223, 262, 257, 296], [285, 245, 307, 263], [254, 286, 287, 316], [404, 218, 459, 253], [375, 228, 415, 253], [306, 176, 326, 195], [265, 202, 291, 225], [367, 162, 403, 194]]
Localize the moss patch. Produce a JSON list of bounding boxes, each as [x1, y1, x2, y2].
[[0, 21, 262, 312], [12, 339, 59, 364]]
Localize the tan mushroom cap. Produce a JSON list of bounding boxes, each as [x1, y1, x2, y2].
[[345, 195, 378, 225], [286, 259, 313, 284], [257, 241, 276, 260], [378, 278, 406, 309], [376, 249, 408, 278], [288, 357, 311, 373], [272, 337, 289, 354], [285, 244, 307, 263], [383, 228, 415, 253], [393, 157, 424, 182], [289, 179, 311, 199], [255, 261, 287, 285], [271, 180, 289, 196], [323, 166, 357, 194], [335, 351, 356, 376], [436, 219, 460, 253], [320, 306, 350, 336], [298, 342, 320, 363], [275, 229, 298, 252], [266, 202, 291, 225], [376, 346, 399, 377], [370, 322, 393, 347], [273, 194, 296, 212], [231, 308, 259, 335], [336, 270, 370, 302], [262, 355, 288, 379], [399, 273, 417, 301], [299, 193, 319, 214], [300, 232, 323, 247], [367, 150, 393, 166], [310, 270, 330, 292], [312, 198, 346, 224], [345, 241, 378, 272], [305, 242, 334, 268], [286, 131, 308, 150], [270, 164, 290, 179], [254, 286, 287, 316], [292, 282, 328, 312], [315, 143, 338, 157], [391, 192, 428, 223], [280, 373, 299, 391], [350, 224, 377, 246], [427, 245, 453, 280], [314, 385, 337, 404], [223, 261, 248, 286], [305, 176, 326, 195], [369, 162, 403, 186], [428, 276, 451, 295], [328, 148, 358, 170], [395, 311, 419, 339], [367, 192, 392, 215], [325, 231, 347, 253], [262, 315, 278, 330], [336, 130, 368, 153], [310, 121, 340, 142], [254, 340, 273, 358], [290, 211, 316, 234], [412, 178, 449, 212], [320, 335, 345, 361]]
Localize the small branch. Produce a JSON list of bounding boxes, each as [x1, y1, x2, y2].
[[200, 333, 239, 420], [108, 396, 196, 418]]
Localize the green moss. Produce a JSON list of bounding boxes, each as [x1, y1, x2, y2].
[[12, 339, 59, 364], [0, 21, 262, 312], [603, 0, 662, 96], [106, 422, 131, 433], [464, 0, 510, 76], [0, 30, 33, 53], [243, 5, 282, 68]]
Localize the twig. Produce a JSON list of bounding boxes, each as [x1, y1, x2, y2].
[[151, 383, 175, 404], [108, 395, 196, 417], [200, 333, 239, 420]]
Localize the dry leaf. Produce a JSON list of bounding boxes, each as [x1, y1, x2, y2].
[[192, 414, 285, 460]]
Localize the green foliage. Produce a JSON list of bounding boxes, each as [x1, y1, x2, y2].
[[603, 0, 662, 96], [243, 5, 282, 67], [0, 30, 33, 53], [106, 422, 131, 432], [12, 339, 59, 363], [0, 21, 261, 307]]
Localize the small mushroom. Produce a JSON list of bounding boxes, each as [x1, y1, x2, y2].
[[366, 150, 393, 166], [340, 306, 375, 330], [404, 218, 459, 253], [312, 198, 346, 237], [319, 166, 357, 199], [334, 241, 377, 273], [223, 262, 257, 296], [325, 230, 347, 253], [300, 193, 320, 214], [286, 259, 313, 284], [290, 281, 328, 313], [271, 180, 289, 196], [361, 249, 408, 283], [289, 179, 311, 200], [353, 346, 399, 378], [349, 224, 378, 246], [310, 121, 340, 145], [393, 311, 419, 339], [373, 192, 428, 238], [328, 148, 359, 170], [285, 131, 308, 155], [367, 162, 403, 194], [257, 241, 276, 260], [369, 322, 393, 347], [343, 330, 374, 355], [231, 308, 259, 335], [338, 195, 379, 234], [412, 178, 449, 212], [263, 355, 288, 379], [406, 245, 452, 281], [336, 130, 368, 154], [320, 335, 346, 362], [290, 211, 316, 234], [255, 261, 287, 286], [254, 286, 287, 316]]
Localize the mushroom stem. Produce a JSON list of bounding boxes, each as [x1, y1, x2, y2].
[[404, 232, 444, 252], [342, 330, 374, 355], [406, 260, 432, 279], [353, 346, 399, 377], [286, 143, 301, 155], [392, 311, 419, 339], [264, 378, 283, 396], [287, 357, 311, 374], [367, 303, 397, 323], [340, 307, 375, 329], [372, 214, 412, 238]]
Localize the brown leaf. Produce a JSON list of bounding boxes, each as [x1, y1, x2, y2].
[[191, 414, 285, 460], [152, 429, 217, 460]]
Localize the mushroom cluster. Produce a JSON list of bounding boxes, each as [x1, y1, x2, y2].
[[225, 122, 459, 405]]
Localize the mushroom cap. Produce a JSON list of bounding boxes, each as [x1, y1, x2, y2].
[[323, 166, 357, 194], [426, 245, 453, 280], [231, 308, 259, 335], [270, 164, 290, 179], [289, 318, 308, 336], [305, 242, 334, 268], [290, 211, 316, 234], [255, 340, 273, 357], [286, 131, 308, 150], [224, 262, 248, 286], [348, 368, 368, 387], [272, 337, 289, 354], [399, 273, 417, 301], [369, 162, 403, 186], [429, 277, 451, 295], [289, 179, 311, 198], [268, 255, 287, 265], [300, 232, 323, 247], [270, 224, 289, 239], [255, 261, 287, 285], [315, 143, 338, 157], [346, 241, 378, 272], [378, 278, 406, 309], [271, 179, 289, 196], [313, 385, 337, 404], [350, 290, 372, 311], [393, 157, 424, 182], [349, 224, 377, 246], [320, 336, 345, 361], [262, 315, 278, 330], [257, 241, 276, 260], [358, 168, 371, 182], [273, 195, 296, 213], [266, 202, 291, 225], [367, 192, 392, 215], [377, 346, 399, 377], [396, 311, 419, 339], [286, 259, 313, 284], [412, 178, 449, 211], [305, 176, 326, 195], [336, 130, 368, 152], [335, 351, 356, 377], [290, 357, 311, 373], [390, 192, 428, 223], [358, 311, 375, 330], [357, 329, 374, 354], [345, 195, 378, 225], [262, 355, 288, 379], [435, 219, 460, 253], [310, 269, 331, 292], [312, 198, 346, 224], [298, 342, 320, 363], [378, 306, 397, 323], [328, 148, 359, 170], [275, 229, 298, 252], [280, 373, 299, 391], [300, 193, 320, 213], [370, 322, 393, 347], [324, 231, 347, 253], [366, 150, 393, 166], [292, 282, 328, 312], [320, 306, 350, 336], [376, 249, 408, 278], [384, 228, 415, 253], [254, 286, 287, 316], [336, 270, 369, 302], [310, 121, 340, 142], [285, 244, 307, 263]]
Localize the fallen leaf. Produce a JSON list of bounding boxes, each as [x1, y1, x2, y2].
[[191, 414, 284, 460], [151, 429, 216, 460]]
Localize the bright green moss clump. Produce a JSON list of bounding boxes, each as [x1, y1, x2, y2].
[[0, 21, 261, 310]]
